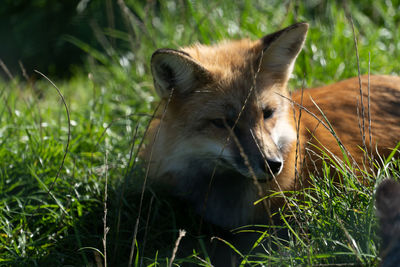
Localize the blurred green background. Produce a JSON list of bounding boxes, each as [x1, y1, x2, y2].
[[2, 0, 400, 79], [1, 0, 126, 77]]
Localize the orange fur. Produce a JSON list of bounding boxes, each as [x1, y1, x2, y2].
[[292, 75, 400, 183], [143, 23, 400, 229]]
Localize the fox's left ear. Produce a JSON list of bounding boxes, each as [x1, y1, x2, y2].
[[151, 49, 212, 98], [258, 22, 308, 78]]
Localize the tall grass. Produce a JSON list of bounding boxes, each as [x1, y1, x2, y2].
[[0, 0, 399, 266]]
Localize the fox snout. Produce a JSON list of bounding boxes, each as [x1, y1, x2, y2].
[[263, 157, 283, 176], [232, 127, 284, 181], [246, 152, 283, 181]]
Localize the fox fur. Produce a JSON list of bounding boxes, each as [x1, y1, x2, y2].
[[143, 22, 400, 229]]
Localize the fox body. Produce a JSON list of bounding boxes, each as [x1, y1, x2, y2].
[[144, 23, 400, 229]]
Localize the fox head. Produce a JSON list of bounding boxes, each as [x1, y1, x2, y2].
[[145, 23, 308, 227], [149, 22, 307, 180]]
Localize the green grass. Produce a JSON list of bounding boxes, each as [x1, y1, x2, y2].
[[1, 0, 400, 266]]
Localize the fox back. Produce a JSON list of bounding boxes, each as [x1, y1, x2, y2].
[[143, 22, 400, 229]]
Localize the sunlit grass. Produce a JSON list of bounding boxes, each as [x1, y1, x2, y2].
[[0, 0, 399, 265]]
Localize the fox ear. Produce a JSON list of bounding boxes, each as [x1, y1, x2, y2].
[[259, 22, 308, 77], [151, 49, 212, 98]]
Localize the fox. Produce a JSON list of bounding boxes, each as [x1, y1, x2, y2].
[[143, 22, 400, 230]]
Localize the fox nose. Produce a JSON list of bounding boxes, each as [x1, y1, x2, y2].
[[262, 158, 283, 175]]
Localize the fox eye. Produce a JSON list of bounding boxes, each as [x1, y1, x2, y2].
[[263, 108, 274, 120], [210, 118, 235, 129], [210, 119, 225, 129]]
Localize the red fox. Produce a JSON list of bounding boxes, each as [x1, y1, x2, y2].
[[143, 22, 400, 229]]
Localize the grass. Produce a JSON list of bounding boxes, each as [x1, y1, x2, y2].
[[1, 0, 400, 266]]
